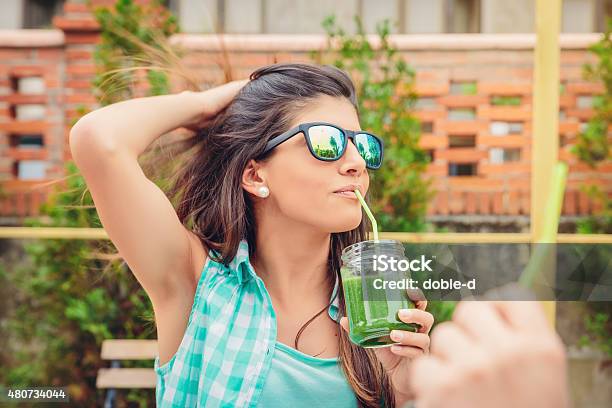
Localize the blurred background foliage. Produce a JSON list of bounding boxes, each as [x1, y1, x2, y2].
[[571, 17, 612, 359], [92, 0, 179, 106], [0, 163, 156, 406], [0, 0, 175, 405], [573, 17, 611, 234]]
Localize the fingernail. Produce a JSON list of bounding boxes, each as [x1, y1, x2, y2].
[[390, 330, 404, 341], [399, 309, 412, 319]]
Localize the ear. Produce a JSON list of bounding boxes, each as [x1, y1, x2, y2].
[[242, 159, 267, 197]]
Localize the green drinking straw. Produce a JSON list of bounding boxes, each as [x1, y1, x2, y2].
[[354, 189, 379, 243], [518, 161, 568, 288]]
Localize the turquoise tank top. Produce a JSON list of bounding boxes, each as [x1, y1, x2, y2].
[[154, 238, 358, 407], [257, 340, 358, 407]]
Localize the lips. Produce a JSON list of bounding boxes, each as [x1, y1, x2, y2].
[[333, 190, 359, 199], [333, 184, 363, 198]]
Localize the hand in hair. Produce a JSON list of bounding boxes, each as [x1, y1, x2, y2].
[[339, 295, 433, 406], [407, 299, 569, 408], [181, 78, 250, 131]]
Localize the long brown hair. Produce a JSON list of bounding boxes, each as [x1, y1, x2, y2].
[[157, 63, 395, 407]]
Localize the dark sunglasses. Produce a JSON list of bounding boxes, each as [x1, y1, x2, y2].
[[260, 121, 384, 170]]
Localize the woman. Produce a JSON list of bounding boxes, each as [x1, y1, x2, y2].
[[69, 63, 434, 407]]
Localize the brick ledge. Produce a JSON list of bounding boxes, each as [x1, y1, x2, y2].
[[0, 29, 64, 47], [170, 33, 602, 52], [0, 30, 601, 50]]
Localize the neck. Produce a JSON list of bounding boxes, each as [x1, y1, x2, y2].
[[251, 213, 332, 309]]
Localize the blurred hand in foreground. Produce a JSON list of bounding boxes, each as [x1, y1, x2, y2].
[[407, 288, 569, 408]]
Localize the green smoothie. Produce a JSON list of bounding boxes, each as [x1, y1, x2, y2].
[[341, 269, 420, 348]]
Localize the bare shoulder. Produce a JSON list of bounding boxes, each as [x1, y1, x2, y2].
[[185, 229, 210, 286]]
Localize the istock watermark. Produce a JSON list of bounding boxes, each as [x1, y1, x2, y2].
[[373, 254, 434, 272]]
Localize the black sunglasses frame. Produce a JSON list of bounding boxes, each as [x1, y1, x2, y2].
[[261, 121, 384, 170]]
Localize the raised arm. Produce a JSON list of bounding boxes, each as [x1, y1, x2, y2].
[[68, 80, 248, 305]]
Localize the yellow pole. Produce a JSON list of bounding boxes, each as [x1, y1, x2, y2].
[[532, 0, 562, 327]]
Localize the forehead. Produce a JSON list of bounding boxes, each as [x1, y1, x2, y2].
[[290, 94, 360, 131]]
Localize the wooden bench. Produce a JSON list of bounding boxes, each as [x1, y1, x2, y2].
[[96, 339, 158, 408]]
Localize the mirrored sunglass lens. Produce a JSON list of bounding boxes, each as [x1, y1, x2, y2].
[[308, 125, 345, 159], [355, 133, 382, 167]]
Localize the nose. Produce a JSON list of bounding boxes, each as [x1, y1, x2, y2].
[[339, 138, 367, 176]]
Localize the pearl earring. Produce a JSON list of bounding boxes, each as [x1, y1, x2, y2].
[[257, 186, 270, 198]]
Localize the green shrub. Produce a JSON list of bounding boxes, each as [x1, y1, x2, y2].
[[570, 18, 612, 358], [573, 17, 611, 234], [578, 304, 612, 357], [0, 162, 156, 405], [0, 1, 179, 405], [92, 0, 179, 106]]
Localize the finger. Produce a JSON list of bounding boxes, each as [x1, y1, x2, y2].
[[429, 321, 479, 363], [234, 78, 250, 85], [415, 300, 428, 311], [483, 282, 548, 333], [493, 300, 551, 334], [390, 344, 426, 359], [398, 308, 435, 334], [390, 330, 430, 351], [205, 80, 247, 113], [406, 287, 427, 304], [452, 301, 511, 343]]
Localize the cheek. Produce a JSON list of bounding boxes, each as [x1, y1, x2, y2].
[[269, 161, 363, 231], [271, 161, 327, 210], [273, 150, 322, 185]]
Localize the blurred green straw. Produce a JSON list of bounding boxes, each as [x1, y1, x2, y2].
[[354, 189, 379, 243], [518, 161, 568, 288]]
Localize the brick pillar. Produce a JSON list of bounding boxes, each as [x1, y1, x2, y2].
[[53, 1, 102, 164], [53, 0, 160, 162]]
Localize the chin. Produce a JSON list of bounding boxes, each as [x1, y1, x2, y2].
[[327, 215, 362, 233]]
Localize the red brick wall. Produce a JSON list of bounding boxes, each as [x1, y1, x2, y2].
[[406, 47, 609, 218], [0, 0, 609, 223], [0, 32, 66, 219]]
